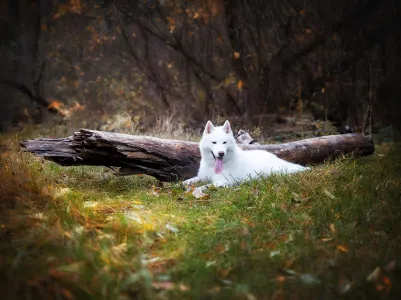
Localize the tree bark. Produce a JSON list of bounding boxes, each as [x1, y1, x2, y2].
[[20, 129, 374, 182]]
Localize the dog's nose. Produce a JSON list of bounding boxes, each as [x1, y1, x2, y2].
[[218, 151, 224, 157]]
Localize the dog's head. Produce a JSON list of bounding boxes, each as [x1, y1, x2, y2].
[[199, 120, 237, 164]]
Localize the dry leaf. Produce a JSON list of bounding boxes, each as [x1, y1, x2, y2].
[[384, 260, 396, 272], [300, 274, 321, 285], [338, 277, 353, 294], [367, 266, 382, 282], [192, 187, 210, 199], [324, 189, 336, 199], [329, 223, 336, 234], [113, 243, 128, 254], [320, 237, 333, 242], [166, 224, 178, 233], [58, 261, 85, 273], [337, 245, 349, 252], [178, 283, 190, 291], [237, 80, 244, 90], [184, 186, 195, 196], [152, 281, 174, 290], [83, 201, 98, 208]]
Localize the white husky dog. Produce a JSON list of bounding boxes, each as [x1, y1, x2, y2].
[[184, 120, 309, 187]]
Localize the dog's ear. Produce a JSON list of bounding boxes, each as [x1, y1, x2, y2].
[[222, 120, 231, 134], [204, 120, 215, 134]]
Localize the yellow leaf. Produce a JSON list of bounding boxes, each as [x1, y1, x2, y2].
[[233, 51, 240, 59], [337, 245, 349, 252], [329, 223, 336, 234], [48, 100, 63, 109], [237, 80, 244, 90], [320, 237, 333, 242], [112, 243, 128, 254], [321, 87, 325, 94]]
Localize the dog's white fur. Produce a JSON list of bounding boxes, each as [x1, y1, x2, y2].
[[184, 120, 309, 187]]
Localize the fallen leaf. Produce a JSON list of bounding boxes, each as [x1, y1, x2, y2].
[[192, 187, 210, 199], [184, 185, 195, 195], [278, 268, 299, 277], [54, 187, 71, 198], [300, 274, 321, 285], [338, 277, 353, 295], [113, 243, 128, 254], [166, 224, 178, 233], [142, 257, 161, 265], [178, 283, 190, 291], [206, 261, 216, 267], [337, 245, 349, 252], [150, 185, 160, 196], [237, 80, 245, 90], [384, 260, 396, 272], [125, 211, 142, 223], [320, 237, 333, 242], [270, 250, 280, 257], [32, 212, 48, 220], [382, 275, 391, 287], [324, 189, 336, 199], [329, 223, 336, 234], [152, 281, 174, 290], [367, 266, 382, 282], [58, 261, 85, 273], [83, 201, 98, 208], [73, 226, 84, 235]]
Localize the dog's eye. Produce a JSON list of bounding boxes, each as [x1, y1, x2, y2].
[[223, 141, 227, 144], [212, 142, 216, 144]]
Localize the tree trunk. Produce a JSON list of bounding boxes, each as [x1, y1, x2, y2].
[[20, 129, 374, 182]]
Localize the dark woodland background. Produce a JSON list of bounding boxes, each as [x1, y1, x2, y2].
[[1, 0, 401, 137]]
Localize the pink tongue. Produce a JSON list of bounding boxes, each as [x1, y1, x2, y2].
[[214, 158, 223, 174]]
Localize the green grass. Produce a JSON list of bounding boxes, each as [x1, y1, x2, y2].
[[1, 132, 401, 299]]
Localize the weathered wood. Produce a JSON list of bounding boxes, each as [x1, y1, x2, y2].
[[20, 129, 374, 182]]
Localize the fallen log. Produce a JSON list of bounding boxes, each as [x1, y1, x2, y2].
[[20, 129, 374, 182]]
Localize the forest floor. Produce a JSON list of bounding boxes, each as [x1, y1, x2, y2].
[[1, 125, 401, 300]]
